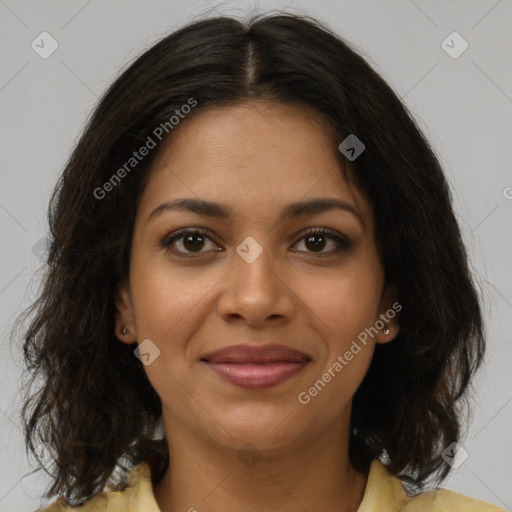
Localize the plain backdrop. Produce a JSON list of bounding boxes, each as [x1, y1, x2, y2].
[[1, 0, 511, 510]]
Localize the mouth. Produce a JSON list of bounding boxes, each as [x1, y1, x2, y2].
[[200, 343, 311, 390]]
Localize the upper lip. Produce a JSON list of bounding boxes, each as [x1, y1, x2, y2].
[[201, 344, 311, 364]]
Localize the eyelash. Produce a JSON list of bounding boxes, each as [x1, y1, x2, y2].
[[160, 227, 351, 257]]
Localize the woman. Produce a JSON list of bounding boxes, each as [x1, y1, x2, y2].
[[19, 11, 504, 512]]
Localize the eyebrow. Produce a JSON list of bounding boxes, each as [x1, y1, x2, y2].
[[146, 197, 367, 226]]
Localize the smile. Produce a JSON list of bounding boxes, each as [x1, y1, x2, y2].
[[203, 361, 309, 390], [200, 343, 311, 390]]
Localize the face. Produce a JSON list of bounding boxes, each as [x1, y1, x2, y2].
[[115, 100, 399, 454]]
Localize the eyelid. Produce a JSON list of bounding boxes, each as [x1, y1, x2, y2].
[[293, 226, 352, 252], [298, 226, 349, 241], [160, 227, 219, 249], [161, 226, 352, 255]]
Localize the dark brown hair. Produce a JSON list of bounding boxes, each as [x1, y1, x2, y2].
[[14, 11, 485, 506]]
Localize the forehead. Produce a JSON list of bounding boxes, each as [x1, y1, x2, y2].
[[138, 100, 370, 222]]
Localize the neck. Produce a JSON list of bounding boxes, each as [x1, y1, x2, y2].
[[153, 416, 368, 512]]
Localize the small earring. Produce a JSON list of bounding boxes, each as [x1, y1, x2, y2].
[[383, 327, 390, 335], [121, 327, 130, 335]]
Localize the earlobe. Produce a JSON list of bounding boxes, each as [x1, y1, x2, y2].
[[375, 284, 401, 345], [114, 283, 136, 344], [375, 323, 399, 344]]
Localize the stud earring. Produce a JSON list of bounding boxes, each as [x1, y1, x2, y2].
[[383, 327, 391, 335], [121, 327, 130, 335]]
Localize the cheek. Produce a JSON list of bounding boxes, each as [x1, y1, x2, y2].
[[296, 270, 379, 415], [128, 264, 213, 401], [129, 254, 214, 340], [299, 260, 383, 343]]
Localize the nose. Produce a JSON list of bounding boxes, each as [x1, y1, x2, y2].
[[216, 240, 296, 327]]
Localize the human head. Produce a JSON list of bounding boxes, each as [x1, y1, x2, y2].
[[19, 12, 484, 505]]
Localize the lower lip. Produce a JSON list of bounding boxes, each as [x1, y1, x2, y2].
[[204, 361, 309, 390]]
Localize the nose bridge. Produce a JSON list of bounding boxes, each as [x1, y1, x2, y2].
[[217, 235, 293, 322], [233, 235, 278, 292]]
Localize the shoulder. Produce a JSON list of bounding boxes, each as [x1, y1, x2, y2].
[[34, 495, 108, 512], [33, 462, 161, 512], [400, 487, 506, 511], [358, 459, 506, 512]]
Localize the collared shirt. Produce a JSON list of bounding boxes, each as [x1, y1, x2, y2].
[[35, 459, 506, 511]]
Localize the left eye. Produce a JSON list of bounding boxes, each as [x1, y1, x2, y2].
[[292, 228, 351, 254], [161, 228, 351, 256]]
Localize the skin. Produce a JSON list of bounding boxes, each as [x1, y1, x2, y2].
[[115, 100, 399, 512]]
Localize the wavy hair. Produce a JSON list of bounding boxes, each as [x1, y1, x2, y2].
[[14, 11, 485, 506]]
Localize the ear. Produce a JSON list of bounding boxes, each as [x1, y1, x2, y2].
[[374, 284, 401, 345], [115, 281, 136, 344]]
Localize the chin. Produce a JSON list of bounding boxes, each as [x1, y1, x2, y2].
[[212, 405, 306, 449]]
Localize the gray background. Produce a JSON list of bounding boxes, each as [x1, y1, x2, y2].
[[1, 0, 511, 510]]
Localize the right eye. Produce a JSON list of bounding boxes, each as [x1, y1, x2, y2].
[[161, 228, 223, 257]]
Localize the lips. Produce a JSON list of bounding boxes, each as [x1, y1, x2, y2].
[[201, 344, 311, 390]]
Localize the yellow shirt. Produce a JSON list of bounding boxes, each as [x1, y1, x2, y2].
[[36, 458, 506, 511]]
